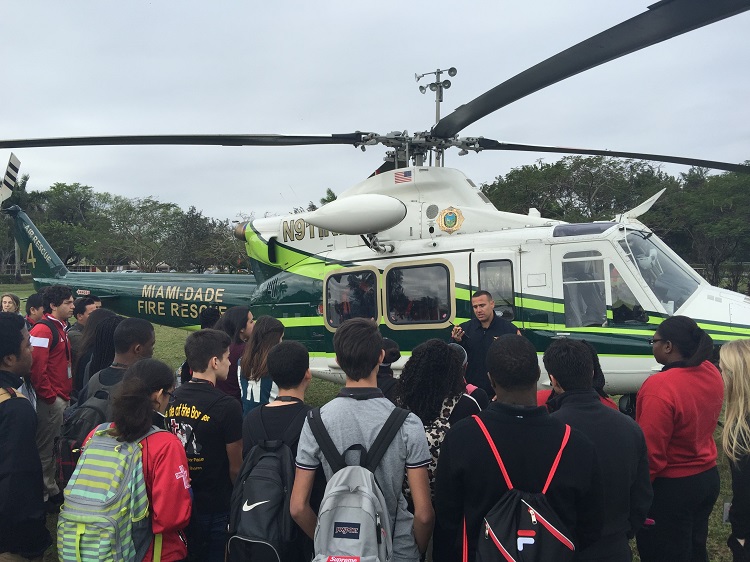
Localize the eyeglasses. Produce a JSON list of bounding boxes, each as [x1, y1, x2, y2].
[[648, 338, 665, 345], [165, 390, 176, 404]]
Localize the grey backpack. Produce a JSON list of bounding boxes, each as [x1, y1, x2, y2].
[[308, 407, 409, 562]]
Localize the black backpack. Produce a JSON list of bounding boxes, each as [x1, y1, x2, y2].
[[227, 406, 309, 562], [469, 415, 575, 562], [55, 387, 113, 490]]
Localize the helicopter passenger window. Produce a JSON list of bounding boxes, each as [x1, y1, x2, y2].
[[609, 265, 648, 323], [325, 270, 378, 328], [478, 260, 515, 319], [562, 254, 606, 328], [386, 264, 451, 325]]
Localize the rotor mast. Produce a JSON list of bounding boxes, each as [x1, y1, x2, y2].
[[416, 66, 457, 167]]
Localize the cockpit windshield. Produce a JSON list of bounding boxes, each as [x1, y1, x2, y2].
[[618, 229, 700, 314]]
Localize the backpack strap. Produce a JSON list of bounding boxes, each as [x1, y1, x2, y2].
[[35, 318, 60, 351], [251, 407, 272, 443], [308, 407, 347, 473], [541, 423, 571, 494], [472, 415, 572, 494], [364, 407, 409, 473], [472, 414, 514, 489], [0, 387, 19, 404], [281, 406, 311, 447]]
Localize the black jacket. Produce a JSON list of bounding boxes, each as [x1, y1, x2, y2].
[[455, 314, 518, 396], [551, 389, 653, 558], [0, 371, 52, 557], [433, 401, 604, 562]]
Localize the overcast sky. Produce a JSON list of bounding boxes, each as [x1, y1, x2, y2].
[[3, 2, 749, 222]]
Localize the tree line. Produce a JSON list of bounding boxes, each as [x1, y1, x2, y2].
[[481, 156, 750, 291], [2, 157, 749, 291], [0, 178, 247, 274]]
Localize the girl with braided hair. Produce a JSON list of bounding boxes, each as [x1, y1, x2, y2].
[[635, 315, 723, 562], [398, 339, 480, 500]]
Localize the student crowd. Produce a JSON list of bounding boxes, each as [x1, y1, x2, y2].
[[0, 287, 749, 561]]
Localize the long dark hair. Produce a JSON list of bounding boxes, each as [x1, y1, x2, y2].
[[581, 340, 610, 399], [240, 316, 284, 381], [111, 359, 174, 442], [656, 315, 713, 367], [213, 306, 251, 344], [88, 315, 125, 375], [73, 308, 116, 375], [398, 339, 465, 425]]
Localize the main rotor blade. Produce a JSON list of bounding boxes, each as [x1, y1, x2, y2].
[[477, 139, 750, 173], [0, 133, 367, 149], [433, 0, 750, 138]]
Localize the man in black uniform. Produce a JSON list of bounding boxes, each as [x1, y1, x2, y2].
[[0, 312, 52, 560], [451, 290, 519, 396]]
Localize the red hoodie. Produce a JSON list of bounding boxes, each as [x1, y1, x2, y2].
[[29, 314, 72, 403], [636, 360, 723, 481]]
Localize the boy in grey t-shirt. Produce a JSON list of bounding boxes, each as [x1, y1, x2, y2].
[[291, 319, 434, 561]]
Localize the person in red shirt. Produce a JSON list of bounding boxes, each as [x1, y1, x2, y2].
[[29, 285, 75, 509], [635, 315, 723, 562]]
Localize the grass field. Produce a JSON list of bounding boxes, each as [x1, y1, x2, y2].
[[1, 282, 735, 560]]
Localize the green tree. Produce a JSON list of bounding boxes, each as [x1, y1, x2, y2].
[[319, 188, 337, 206], [106, 197, 181, 272], [678, 169, 750, 285]]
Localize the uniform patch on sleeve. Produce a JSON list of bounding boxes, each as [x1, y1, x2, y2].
[[29, 336, 49, 348]]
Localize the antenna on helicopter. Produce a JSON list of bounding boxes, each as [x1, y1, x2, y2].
[[416, 67, 457, 167]]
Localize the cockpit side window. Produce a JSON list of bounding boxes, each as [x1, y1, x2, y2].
[[619, 232, 700, 313], [562, 252, 606, 328], [609, 265, 648, 324], [478, 260, 515, 320], [325, 269, 379, 328]]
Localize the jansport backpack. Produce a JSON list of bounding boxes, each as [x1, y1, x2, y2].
[[308, 406, 409, 562], [226, 406, 309, 562], [55, 387, 114, 490], [57, 424, 165, 562], [469, 415, 575, 562]]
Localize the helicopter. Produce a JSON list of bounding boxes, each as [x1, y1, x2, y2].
[[2, 0, 750, 396]]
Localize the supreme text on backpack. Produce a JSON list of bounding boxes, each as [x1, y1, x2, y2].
[[57, 423, 164, 562], [226, 406, 309, 562], [308, 406, 409, 562], [55, 386, 114, 490], [468, 415, 575, 562]]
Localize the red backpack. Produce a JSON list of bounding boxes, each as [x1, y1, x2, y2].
[[466, 415, 575, 562]]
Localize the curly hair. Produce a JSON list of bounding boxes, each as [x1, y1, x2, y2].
[[397, 339, 465, 425], [240, 316, 284, 381]]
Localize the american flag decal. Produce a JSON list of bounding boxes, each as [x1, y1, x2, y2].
[[1, 153, 20, 203], [394, 170, 412, 184]]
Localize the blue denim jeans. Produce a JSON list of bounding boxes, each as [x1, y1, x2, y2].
[[193, 511, 229, 562]]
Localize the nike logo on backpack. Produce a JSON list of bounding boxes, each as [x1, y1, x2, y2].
[[242, 500, 270, 512]]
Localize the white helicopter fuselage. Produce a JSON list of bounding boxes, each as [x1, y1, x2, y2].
[[244, 167, 750, 393]]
